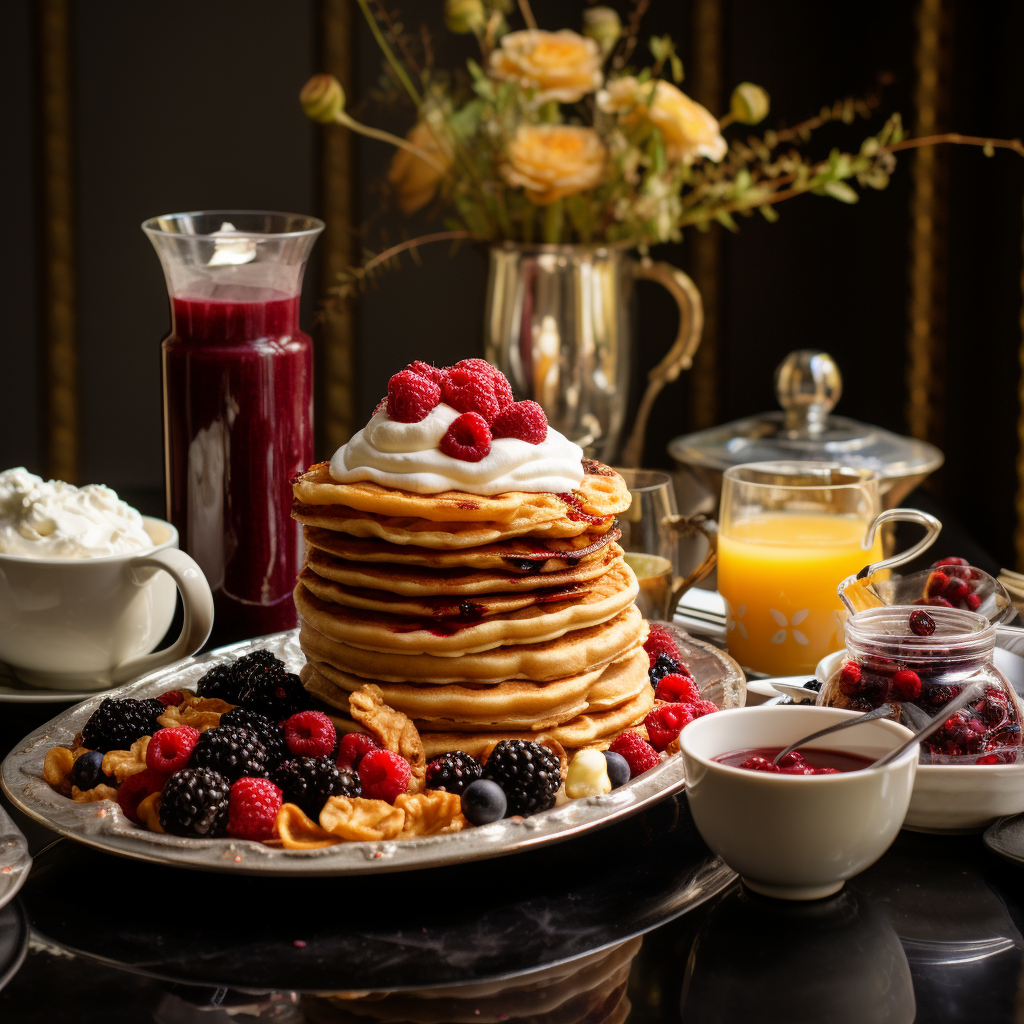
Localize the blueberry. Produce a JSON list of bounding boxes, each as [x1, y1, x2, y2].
[[603, 751, 630, 789], [461, 779, 507, 825], [71, 750, 112, 791]]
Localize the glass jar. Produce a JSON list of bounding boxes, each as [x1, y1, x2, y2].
[[818, 606, 1023, 765], [144, 211, 323, 646]]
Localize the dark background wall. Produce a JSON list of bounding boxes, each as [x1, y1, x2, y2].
[[3, 0, 1023, 562]]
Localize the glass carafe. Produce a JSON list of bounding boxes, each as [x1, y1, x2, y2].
[[144, 211, 324, 646], [818, 606, 1024, 765]]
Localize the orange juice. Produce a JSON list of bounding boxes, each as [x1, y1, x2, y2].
[[717, 512, 884, 676]]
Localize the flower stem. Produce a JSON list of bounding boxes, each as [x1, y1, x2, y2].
[[516, 0, 538, 30], [362, 231, 475, 276], [355, 0, 422, 107], [336, 111, 449, 176]]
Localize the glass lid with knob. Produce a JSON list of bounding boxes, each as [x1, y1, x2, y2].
[[668, 349, 944, 496]]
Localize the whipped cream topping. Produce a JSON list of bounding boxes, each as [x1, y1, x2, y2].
[[330, 403, 585, 495], [0, 468, 154, 558]]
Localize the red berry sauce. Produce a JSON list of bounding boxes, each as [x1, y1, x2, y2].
[[714, 747, 875, 774]]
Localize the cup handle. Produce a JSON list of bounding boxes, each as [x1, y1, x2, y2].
[[857, 508, 943, 577], [110, 548, 215, 684], [619, 258, 704, 467], [663, 514, 719, 619]]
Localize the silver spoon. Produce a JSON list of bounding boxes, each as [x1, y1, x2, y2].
[[771, 680, 986, 768]]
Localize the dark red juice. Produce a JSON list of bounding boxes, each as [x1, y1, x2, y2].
[[714, 746, 874, 774], [162, 290, 312, 645]]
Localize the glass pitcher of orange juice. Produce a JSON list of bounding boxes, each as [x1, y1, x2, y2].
[[717, 463, 940, 676]]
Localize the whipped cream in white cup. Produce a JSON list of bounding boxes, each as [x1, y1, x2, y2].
[[0, 471, 213, 689]]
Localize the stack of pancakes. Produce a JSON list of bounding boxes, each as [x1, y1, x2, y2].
[[291, 460, 653, 759]]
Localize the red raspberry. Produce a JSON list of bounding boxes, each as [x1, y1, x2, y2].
[[146, 726, 200, 774], [285, 710, 337, 758], [926, 571, 950, 598], [227, 777, 283, 840], [406, 360, 447, 386], [643, 624, 681, 667], [945, 578, 971, 605], [442, 368, 503, 422], [644, 703, 697, 751], [439, 412, 492, 462], [656, 673, 700, 704], [892, 669, 922, 702], [838, 662, 863, 696], [157, 689, 185, 706], [966, 593, 982, 611], [387, 369, 442, 423], [739, 755, 779, 773], [777, 750, 804, 768], [935, 556, 970, 567], [358, 749, 412, 802], [450, 359, 515, 408], [690, 699, 720, 718], [116, 769, 166, 825], [491, 401, 548, 444], [336, 731, 379, 770], [608, 731, 660, 777]]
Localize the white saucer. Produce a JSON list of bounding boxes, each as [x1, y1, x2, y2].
[[0, 662, 115, 704], [745, 676, 819, 705]]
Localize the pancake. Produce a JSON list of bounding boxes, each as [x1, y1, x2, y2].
[[292, 503, 602, 546], [298, 606, 648, 683], [303, 542, 623, 598], [294, 561, 639, 656], [292, 459, 630, 523], [300, 646, 649, 731], [298, 564, 604, 618], [303, 525, 620, 575], [412, 687, 655, 756]]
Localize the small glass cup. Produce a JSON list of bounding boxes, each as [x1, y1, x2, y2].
[[717, 462, 938, 677], [615, 469, 716, 620]]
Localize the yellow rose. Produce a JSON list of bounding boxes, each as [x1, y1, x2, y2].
[[489, 29, 603, 105], [598, 77, 727, 164], [502, 125, 607, 205], [387, 122, 453, 215]]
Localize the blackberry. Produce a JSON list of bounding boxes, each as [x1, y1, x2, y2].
[[649, 654, 684, 686], [425, 751, 483, 795], [483, 740, 561, 816], [196, 663, 245, 704], [159, 767, 231, 836], [82, 698, 162, 753], [188, 725, 270, 781], [240, 670, 310, 721], [271, 756, 360, 818], [220, 707, 288, 767], [803, 679, 822, 693]]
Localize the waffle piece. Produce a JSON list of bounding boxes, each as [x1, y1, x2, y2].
[[300, 646, 649, 731], [298, 605, 647, 683], [293, 561, 639, 656], [292, 459, 630, 523]]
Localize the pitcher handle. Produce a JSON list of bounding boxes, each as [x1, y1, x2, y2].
[[620, 258, 704, 467]]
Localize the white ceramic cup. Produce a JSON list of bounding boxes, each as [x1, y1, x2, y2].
[[0, 516, 213, 689], [681, 705, 918, 900]]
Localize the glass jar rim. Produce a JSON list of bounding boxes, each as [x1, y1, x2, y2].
[[142, 210, 325, 240], [723, 461, 879, 490], [613, 468, 673, 493], [845, 605, 995, 660]]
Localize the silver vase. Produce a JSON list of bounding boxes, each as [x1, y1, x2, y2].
[[484, 242, 704, 465]]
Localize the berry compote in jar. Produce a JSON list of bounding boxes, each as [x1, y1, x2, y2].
[[818, 606, 1023, 765], [145, 212, 323, 646]]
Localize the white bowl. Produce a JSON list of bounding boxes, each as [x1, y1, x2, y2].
[[816, 648, 1024, 832], [681, 706, 918, 901]]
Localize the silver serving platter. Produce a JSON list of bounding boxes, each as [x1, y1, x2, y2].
[[0, 803, 30, 910], [1, 626, 744, 877]]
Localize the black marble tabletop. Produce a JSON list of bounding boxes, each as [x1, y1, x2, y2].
[[1, 494, 1020, 1021]]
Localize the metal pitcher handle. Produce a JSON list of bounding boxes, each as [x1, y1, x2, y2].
[[663, 513, 718, 619], [619, 257, 704, 467]]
